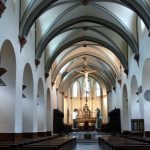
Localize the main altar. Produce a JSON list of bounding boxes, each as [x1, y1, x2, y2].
[[73, 104, 97, 130], [77, 117, 96, 130]]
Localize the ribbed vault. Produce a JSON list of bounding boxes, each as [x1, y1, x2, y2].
[[16, 0, 150, 92]]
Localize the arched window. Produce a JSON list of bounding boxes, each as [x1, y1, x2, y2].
[[84, 80, 90, 97], [72, 81, 78, 97], [96, 82, 101, 96]]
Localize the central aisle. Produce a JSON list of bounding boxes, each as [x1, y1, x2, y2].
[[74, 143, 101, 150], [69, 131, 111, 150]]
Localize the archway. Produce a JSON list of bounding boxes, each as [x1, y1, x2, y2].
[[46, 88, 51, 132], [130, 76, 141, 119], [142, 58, 150, 131], [22, 63, 33, 132], [37, 78, 45, 132], [122, 84, 129, 131], [0, 40, 16, 132]]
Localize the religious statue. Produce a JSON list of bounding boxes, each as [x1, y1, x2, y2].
[[83, 103, 90, 118], [96, 108, 102, 128], [72, 109, 78, 128]]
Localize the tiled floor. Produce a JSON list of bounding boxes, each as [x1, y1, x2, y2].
[[74, 143, 101, 150]]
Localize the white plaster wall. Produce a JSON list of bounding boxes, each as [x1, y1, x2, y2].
[[50, 83, 58, 134], [46, 88, 51, 131], [22, 64, 33, 132], [130, 76, 141, 119], [0, 1, 58, 134], [0, 41, 16, 132], [137, 18, 150, 131], [108, 17, 150, 132], [1, 1, 150, 134]]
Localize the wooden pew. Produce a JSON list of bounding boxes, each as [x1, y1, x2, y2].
[[14, 136, 76, 150], [0, 134, 59, 150], [15, 147, 57, 150], [120, 135, 150, 144], [99, 135, 150, 150]]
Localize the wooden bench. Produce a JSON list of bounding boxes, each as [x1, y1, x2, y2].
[[14, 136, 76, 150], [0, 135, 59, 150], [15, 147, 57, 150], [120, 135, 150, 144], [99, 135, 150, 150]]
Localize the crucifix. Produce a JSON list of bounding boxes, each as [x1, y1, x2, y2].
[[77, 69, 96, 102], [76, 57, 96, 102]]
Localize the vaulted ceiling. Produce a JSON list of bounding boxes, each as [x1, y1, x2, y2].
[[18, 0, 150, 92]]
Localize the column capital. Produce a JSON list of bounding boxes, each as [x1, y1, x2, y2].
[[0, 1, 6, 17], [35, 59, 40, 67], [45, 73, 49, 80], [18, 36, 27, 48], [60, 92, 64, 95], [51, 81, 55, 86]]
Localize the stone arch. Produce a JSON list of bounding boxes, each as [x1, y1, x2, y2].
[[142, 58, 150, 131], [0, 40, 16, 132], [37, 78, 45, 132], [46, 88, 51, 132], [122, 84, 129, 131], [130, 75, 141, 119], [22, 63, 33, 132]]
